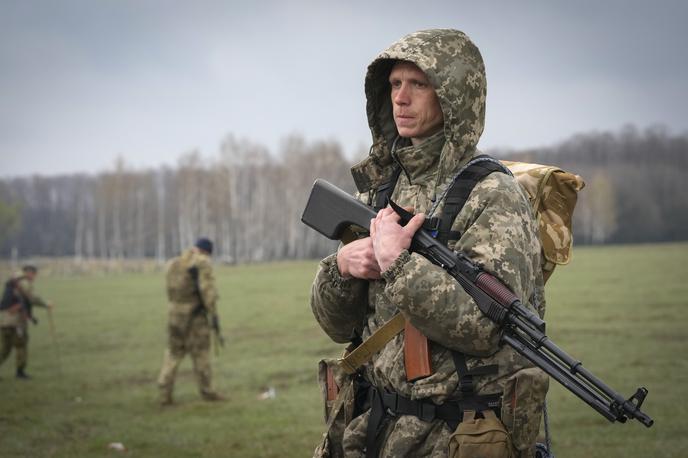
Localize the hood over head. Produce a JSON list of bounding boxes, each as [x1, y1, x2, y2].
[[352, 29, 487, 193]]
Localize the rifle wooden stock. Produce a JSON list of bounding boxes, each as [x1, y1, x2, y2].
[[404, 321, 432, 382]]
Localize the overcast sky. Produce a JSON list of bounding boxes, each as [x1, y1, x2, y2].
[[1, 0, 687, 177]]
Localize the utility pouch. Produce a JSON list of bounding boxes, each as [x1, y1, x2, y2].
[[314, 359, 356, 458], [500, 367, 549, 453], [448, 409, 513, 458]]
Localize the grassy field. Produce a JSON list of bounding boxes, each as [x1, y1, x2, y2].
[[1, 243, 686, 457]]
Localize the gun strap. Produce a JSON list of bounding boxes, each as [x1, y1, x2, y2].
[[373, 167, 402, 211], [436, 156, 509, 245], [339, 313, 406, 374]]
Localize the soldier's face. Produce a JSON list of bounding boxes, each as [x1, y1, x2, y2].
[[389, 61, 444, 145], [25, 271, 36, 281]]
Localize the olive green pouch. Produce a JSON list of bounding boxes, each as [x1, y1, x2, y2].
[[501, 367, 550, 453], [448, 409, 514, 458]]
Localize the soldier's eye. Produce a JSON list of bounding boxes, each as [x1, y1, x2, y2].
[[390, 79, 402, 88]]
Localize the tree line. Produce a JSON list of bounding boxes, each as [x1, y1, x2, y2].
[[497, 125, 688, 245], [1, 125, 686, 262]]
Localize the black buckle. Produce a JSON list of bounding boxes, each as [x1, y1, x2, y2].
[[422, 217, 441, 232], [381, 391, 399, 415], [418, 402, 436, 422], [459, 375, 474, 393]]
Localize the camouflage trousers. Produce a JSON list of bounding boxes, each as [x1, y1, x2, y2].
[[0, 325, 28, 370], [157, 312, 215, 399]]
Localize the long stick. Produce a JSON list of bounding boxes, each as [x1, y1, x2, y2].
[[46, 307, 63, 377]]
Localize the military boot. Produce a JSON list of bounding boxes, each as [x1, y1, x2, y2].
[[16, 367, 31, 380], [201, 391, 226, 402], [159, 392, 174, 406]]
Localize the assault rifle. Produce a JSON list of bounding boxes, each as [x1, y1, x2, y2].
[[188, 266, 225, 352], [301, 179, 653, 428]]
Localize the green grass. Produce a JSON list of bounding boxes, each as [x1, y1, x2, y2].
[[1, 243, 686, 457]]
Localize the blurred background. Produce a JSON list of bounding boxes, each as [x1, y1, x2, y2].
[[1, 0, 687, 260], [0, 1, 686, 457]]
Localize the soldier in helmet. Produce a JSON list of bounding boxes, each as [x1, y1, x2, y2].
[[157, 238, 225, 405], [311, 29, 548, 457], [0, 265, 54, 379]]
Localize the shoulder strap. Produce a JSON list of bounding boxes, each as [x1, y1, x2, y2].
[[435, 156, 509, 245], [438, 156, 505, 396], [373, 167, 402, 211]]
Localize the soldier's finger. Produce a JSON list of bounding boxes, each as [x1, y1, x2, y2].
[[404, 213, 426, 235], [369, 218, 376, 239], [381, 207, 401, 223]]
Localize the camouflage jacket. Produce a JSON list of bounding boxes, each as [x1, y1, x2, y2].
[[165, 249, 219, 327], [0, 272, 48, 328], [311, 29, 547, 457]]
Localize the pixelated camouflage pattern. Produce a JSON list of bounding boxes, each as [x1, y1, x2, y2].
[[501, 367, 550, 452], [501, 161, 585, 280], [316, 359, 358, 458], [311, 29, 547, 457], [157, 249, 219, 398]]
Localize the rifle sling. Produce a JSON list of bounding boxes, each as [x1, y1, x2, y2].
[[339, 313, 406, 374]]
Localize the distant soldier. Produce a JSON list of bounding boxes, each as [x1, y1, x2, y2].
[[0, 265, 54, 379], [157, 238, 225, 405]]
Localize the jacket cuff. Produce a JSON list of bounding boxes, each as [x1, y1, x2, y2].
[[324, 253, 355, 289], [381, 250, 412, 283]]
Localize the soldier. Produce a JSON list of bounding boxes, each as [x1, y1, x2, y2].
[[157, 237, 225, 405], [0, 265, 54, 379], [311, 29, 548, 457]]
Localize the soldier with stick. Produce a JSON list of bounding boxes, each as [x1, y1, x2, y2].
[[0, 265, 55, 379]]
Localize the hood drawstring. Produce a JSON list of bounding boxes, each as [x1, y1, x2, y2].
[[390, 136, 411, 183]]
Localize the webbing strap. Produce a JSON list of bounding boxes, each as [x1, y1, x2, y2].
[[339, 313, 406, 375], [373, 167, 402, 211], [451, 351, 498, 396], [364, 386, 502, 457], [436, 157, 509, 245]]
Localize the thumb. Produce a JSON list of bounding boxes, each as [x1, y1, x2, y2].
[[404, 213, 426, 235]]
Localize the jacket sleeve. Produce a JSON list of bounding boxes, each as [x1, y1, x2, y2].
[[18, 278, 48, 308], [197, 259, 219, 315], [382, 174, 541, 356], [310, 251, 369, 344]]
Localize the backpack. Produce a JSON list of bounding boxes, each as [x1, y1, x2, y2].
[[501, 160, 585, 283], [0, 276, 25, 311]]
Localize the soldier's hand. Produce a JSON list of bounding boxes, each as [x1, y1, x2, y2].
[[370, 206, 425, 273], [336, 237, 381, 280], [47, 301, 55, 309]]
